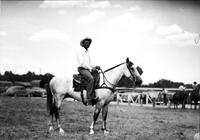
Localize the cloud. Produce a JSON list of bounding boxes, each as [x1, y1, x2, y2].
[[106, 13, 155, 33], [90, 12, 156, 66], [156, 24, 198, 47], [166, 31, 194, 41], [29, 29, 70, 42], [78, 10, 105, 24], [156, 24, 182, 36], [166, 31, 198, 46], [40, 0, 87, 8], [112, 4, 121, 8], [87, 1, 110, 9], [40, 0, 111, 9], [58, 9, 66, 15], [95, 12, 155, 51], [128, 5, 142, 12], [0, 31, 7, 36]]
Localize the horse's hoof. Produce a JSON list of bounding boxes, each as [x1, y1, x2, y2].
[[46, 127, 54, 138], [89, 129, 94, 135], [48, 126, 54, 132], [194, 132, 199, 140], [103, 130, 109, 136], [59, 128, 65, 136], [104, 130, 109, 136]]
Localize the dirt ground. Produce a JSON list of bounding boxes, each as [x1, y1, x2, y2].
[[0, 97, 199, 140]]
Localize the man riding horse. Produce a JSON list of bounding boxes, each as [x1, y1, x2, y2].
[[76, 37, 100, 105]]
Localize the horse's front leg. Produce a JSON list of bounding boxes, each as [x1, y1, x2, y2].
[[90, 103, 101, 135], [102, 104, 109, 135], [55, 108, 65, 135]]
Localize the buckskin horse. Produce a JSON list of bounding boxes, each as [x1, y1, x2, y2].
[[46, 58, 142, 135]]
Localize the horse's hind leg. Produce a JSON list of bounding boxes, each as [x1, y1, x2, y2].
[[48, 111, 54, 132], [55, 98, 65, 135], [46, 84, 55, 134], [46, 109, 54, 138], [90, 103, 101, 135], [102, 105, 109, 135]]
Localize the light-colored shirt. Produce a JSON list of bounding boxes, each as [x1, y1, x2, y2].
[[76, 47, 94, 70]]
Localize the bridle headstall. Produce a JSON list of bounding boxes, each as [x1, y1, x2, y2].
[[97, 62, 136, 93]]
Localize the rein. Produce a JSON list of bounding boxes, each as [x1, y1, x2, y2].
[[99, 62, 126, 92], [104, 62, 125, 73]]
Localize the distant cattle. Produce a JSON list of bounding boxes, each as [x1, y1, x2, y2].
[[188, 86, 200, 110], [170, 90, 189, 109]]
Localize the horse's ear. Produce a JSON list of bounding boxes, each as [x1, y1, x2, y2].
[[126, 57, 129, 63]]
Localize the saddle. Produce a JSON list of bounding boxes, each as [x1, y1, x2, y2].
[[73, 70, 100, 93]]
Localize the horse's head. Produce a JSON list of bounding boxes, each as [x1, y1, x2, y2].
[[124, 57, 143, 86]]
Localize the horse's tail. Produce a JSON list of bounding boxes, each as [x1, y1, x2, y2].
[[46, 83, 54, 115]]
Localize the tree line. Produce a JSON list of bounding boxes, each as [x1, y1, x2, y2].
[[117, 76, 193, 88], [0, 71, 194, 88], [0, 71, 54, 84]]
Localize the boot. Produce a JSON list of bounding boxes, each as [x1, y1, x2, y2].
[[91, 97, 99, 106]]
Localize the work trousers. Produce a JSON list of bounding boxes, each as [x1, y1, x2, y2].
[[78, 67, 94, 99]]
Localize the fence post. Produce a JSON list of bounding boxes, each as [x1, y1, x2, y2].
[[146, 93, 148, 104], [152, 97, 156, 107], [140, 94, 143, 106], [128, 94, 131, 106], [167, 100, 171, 108], [117, 93, 122, 104]]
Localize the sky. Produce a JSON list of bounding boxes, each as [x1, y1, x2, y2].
[[0, 0, 200, 85]]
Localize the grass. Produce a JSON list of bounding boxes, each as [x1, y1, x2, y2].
[[0, 97, 199, 140]]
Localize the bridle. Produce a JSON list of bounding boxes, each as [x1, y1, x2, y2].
[[127, 64, 137, 83], [98, 62, 137, 91]]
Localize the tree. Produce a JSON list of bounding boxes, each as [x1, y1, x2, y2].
[[149, 79, 184, 88], [4, 71, 14, 82]]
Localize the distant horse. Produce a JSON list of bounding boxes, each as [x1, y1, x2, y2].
[[46, 58, 142, 135], [171, 90, 189, 109], [189, 86, 200, 110]]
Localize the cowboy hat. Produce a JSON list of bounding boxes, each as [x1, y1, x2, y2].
[[80, 37, 92, 47]]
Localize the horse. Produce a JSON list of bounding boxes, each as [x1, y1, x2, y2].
[[189, 86, 200, 110], [46, 58, 143, 136], [171, 90, 189, 109]]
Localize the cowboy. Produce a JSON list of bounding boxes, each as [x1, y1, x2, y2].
[[77, 37, 100, 105], [192, 81, 197, 91]]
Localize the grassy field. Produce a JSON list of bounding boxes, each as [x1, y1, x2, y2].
[[0, 97, 199, 140]]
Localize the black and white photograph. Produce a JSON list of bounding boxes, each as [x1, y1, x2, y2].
[[0, 0, 200, 139]]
